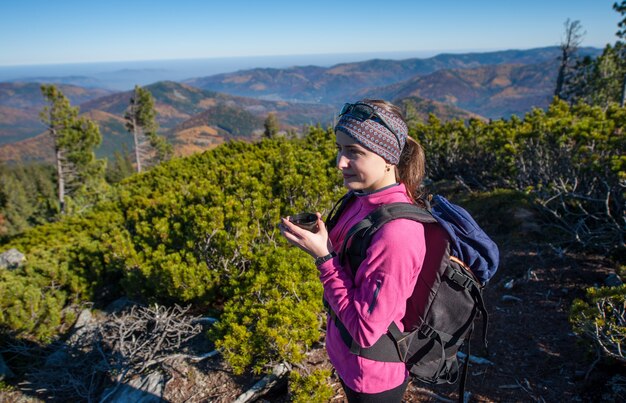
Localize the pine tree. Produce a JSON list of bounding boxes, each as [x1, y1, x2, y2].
[[263, 112, 280, 138], [0, 173, 32, 237], [614, 1, 626, 40], [400, 99, 420, 127], [40, 85, 103, 213], [564, 3, 626, 106], [0, 163, 57, 238], [614, 1, 626, 105], [106, 145, 135, 183], [125, 85, 172, 172]]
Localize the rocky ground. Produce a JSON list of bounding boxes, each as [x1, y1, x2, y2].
[[156, 244, 624, 403], [1, 240, 624, 402]]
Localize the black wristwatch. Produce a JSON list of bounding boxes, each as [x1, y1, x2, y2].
[[315, 252, 336, 266]]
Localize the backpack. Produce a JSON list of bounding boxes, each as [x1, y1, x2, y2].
[[324, 192, 499, 397]]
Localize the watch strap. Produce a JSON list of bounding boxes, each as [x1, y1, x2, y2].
[[315, 251, 336, 266]]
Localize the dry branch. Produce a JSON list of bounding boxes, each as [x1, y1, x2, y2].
[[233, 362, 290, 403], [8, 303, 204, 401]]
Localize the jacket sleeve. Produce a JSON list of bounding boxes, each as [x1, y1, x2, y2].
[[318, 219, 425, 347]]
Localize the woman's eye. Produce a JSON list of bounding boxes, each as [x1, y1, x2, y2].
[[336, 146, 363, 158]]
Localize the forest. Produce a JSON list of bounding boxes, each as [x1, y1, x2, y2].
[[0, 5, 625, 402]]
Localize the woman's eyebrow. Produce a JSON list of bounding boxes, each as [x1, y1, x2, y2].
[[338, 144, 361, 150]]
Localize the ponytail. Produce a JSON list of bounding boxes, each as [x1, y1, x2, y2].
[[396, 136, 426, 204]]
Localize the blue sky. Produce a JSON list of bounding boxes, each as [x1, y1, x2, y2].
[[0, 0, 620, 66]]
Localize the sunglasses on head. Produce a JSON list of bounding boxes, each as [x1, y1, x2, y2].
[[338, 102, 401, 149]]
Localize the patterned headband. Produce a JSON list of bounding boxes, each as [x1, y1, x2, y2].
[[334, 102, 407, 165]]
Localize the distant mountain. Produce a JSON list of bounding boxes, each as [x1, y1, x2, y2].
[[0, 132, 53, 162], [2, 46, 604, 162], [0, 81, 336, 162], [5, 75, 106, 88], [185, 46, 602, 106], [361, 61, 558, 119], [0, 109, 129, 163], [84, 81, 337, 158], [0, 82, 112, 110], [0, 83, 113, 146], [80, 81, 334, 130], [395, 96, 484, 122], [0, 105, 43, 144]]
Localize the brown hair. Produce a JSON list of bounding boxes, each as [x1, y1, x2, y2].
[[362, 99, 426, 203], [397, 137, 426, 203]]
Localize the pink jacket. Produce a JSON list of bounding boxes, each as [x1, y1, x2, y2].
[[318, 183, 426, 393]]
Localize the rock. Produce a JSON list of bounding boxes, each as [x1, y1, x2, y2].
[[100, 371, 165, 403], [501, 295, 523, 303], [67, 309, 97, 345], [104, 297, 135, 314], [45, 309, 97, 367], [457, 351, 494, 366], [605, 273, 624, 287], [234, 362, 290, 403], [0, 248, 25, 270], [45, 349, 70, 367], [0, 353, 15, 380], [513, 208, 541, 233], [74, 308, 94, 329]]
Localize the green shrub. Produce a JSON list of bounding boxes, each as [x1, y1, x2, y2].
[[2, 100, 624, 385], [570, 285, 626, 363], [0, 126, 341, 372], [212, 246, 324, 374], [289, 369, 334, 403], [0, 209, 126, 340], [413, 99, 625, 252]]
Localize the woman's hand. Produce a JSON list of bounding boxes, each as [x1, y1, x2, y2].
[[278, 212, 331, 259]]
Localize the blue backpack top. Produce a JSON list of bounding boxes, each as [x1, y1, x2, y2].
[[430, 195, 499, 285]]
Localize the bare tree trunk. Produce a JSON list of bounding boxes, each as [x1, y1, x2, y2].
[[130, 86, 142, 173], [132, 118, 142, 173], [555, 19, 585, 99], [53, 132, 65, 214], [555, 47, 568, 98]]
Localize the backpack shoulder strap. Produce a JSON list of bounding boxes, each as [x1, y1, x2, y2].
[[340, 202, 438, 276], [326, 191, 355, 232]]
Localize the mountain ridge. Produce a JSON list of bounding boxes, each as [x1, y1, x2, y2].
[[0, 81, 337, 162], [360, 60, 559, 118], [0, 46, 603, 162], [184, 46, 601, 105]]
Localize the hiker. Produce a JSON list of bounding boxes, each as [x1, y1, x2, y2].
[[279, 99, 448, 402]]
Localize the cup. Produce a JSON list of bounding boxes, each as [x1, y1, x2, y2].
[[289, 212, 319, 233]]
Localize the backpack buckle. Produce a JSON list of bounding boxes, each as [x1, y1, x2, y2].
[[420, 325, 436, 339], [447, 268, 474, 289]]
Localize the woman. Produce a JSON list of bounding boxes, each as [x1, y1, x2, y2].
[[279, 99, 436, 402]]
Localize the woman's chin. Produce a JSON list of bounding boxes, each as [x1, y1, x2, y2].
[[343, 181, 363, 191]]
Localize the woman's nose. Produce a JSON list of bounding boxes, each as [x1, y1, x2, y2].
[[336, 153, 349, 169]]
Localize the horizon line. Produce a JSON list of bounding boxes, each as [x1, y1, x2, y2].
[[0, 44, 594, 69]]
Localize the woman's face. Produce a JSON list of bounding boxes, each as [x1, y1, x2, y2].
[[335, 130, 396, 192]]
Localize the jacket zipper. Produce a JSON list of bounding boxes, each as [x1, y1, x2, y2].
[[368, 280, 382, 314]]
